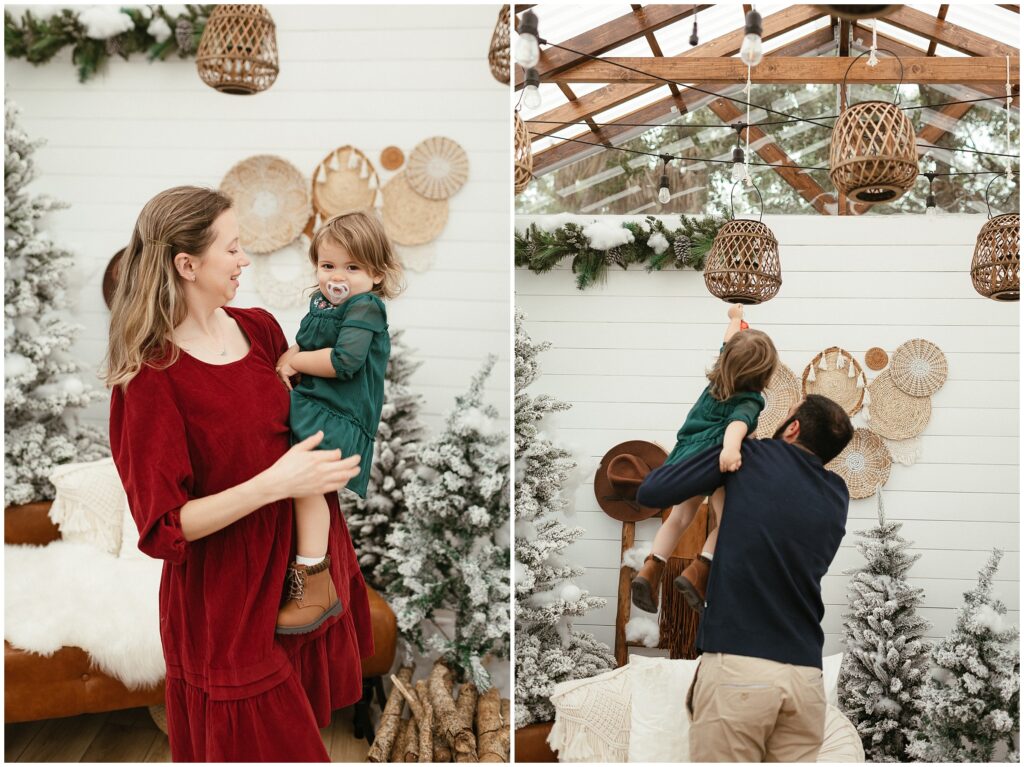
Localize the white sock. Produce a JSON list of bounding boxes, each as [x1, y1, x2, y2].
[[296, 554, 326, 567], [701, 551, 713, 562]]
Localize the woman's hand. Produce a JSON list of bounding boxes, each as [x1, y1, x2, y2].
[[276, 345, 301, 390], [258, 431, 361, 502]]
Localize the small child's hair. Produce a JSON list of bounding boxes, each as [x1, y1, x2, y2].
[[707, 329, 778, 401], [308, 210, 404, 299]]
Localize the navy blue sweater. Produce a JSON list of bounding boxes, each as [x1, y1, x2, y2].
[[637, 439, 848, 669]]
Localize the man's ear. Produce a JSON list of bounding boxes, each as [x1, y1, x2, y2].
[[783, 419, 801, 442]]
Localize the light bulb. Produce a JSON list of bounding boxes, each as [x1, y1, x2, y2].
[[732, 162, 747, 183], [515, 10, 540, 68], [658, 174, 671, 204], [523, 68, 542, 109], [740, 33, 763, 67]]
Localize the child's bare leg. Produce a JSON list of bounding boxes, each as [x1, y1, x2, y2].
[[702, 487, 726, 559], [650, 496, 703, 560], [294, 494, 330, 562]]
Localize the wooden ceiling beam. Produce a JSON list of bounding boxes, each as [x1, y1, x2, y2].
[[531, 25, 836, 173], [548, 56, 1019, 85], [635, 7, 682, 99], [880, 5, 1017, 58], [926, 5, 949, 56], [998, 5, 1019, 12], [916, 100, 976, 148], [527, 6, 828, 138], [514, 5, 705, 87]]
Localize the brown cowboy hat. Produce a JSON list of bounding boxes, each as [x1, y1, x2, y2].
[[593, 440, 670, 522]]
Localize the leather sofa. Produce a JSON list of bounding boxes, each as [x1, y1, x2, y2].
[[5, 501, 397, 742]]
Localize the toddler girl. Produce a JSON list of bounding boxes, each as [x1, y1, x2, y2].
[[274, 211, 403, 634], [631, 305, 777, 615]]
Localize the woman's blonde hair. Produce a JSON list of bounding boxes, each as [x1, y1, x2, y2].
[[104, 186, 233, 389], [308, 210, 404, 299], [707, 329, 778, 401]]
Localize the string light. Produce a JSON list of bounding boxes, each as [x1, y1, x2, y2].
[[523, 67, 542, 109], [924, 172, 937, 215], [731, 125, 747, 182], [739, 7, 764, 67], [658, 154, 672, 204], [515, 9, 540, 69], [689, 8, 699, 46]]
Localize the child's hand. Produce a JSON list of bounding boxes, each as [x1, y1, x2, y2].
[[719, 445, 742, 472], [728, 304, 744, 321], [277, 360, 300, 390]]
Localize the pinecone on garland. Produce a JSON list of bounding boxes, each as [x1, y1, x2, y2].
[[673, 235, 692, 267], [175, 19, 195, 52], [105, 36, 125, 57], [607, 247, 627, 269]]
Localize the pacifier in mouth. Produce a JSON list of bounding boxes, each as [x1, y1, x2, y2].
[[324, 282, 349, 303]]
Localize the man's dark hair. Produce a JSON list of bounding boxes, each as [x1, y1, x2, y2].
[[781, 394, 854, 464]]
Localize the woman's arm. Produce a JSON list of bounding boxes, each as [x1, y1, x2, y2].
[[719, 420, 749, 472], [179, 431, 361, 542]]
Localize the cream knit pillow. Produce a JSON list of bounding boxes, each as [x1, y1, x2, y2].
[[548, 665, 631, 762], [48, 458, 127, 556]]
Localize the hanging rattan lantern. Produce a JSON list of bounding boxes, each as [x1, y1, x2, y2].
[[704, 182, 782, 305], [971, 175, 1019, 301], [829, 50, 917, 204], [816, 5, 898, 20], [514, 109, 533, 194], [196, 5, 279, 95], [489, 6, 510, 85]]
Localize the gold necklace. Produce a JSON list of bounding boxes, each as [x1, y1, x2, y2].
[[179, 325, 227, 357]]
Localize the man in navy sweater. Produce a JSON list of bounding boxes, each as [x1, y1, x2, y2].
[[637, 394, 854, 762]]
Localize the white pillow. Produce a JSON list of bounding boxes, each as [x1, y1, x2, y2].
[[118, 490, 147, 560], [627, 654, 700, 762], [548, 665, 631, 763], [822, 652, 843, 706], [48, 458, 127, 556]]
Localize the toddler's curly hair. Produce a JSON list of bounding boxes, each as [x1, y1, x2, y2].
[[707, 329, 778, 401]]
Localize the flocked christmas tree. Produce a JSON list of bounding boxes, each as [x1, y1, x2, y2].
[[514, 311, 616, 728], [5, 100, 107, 506], [837, 488, 932, 762], [340, 330, 425, 591], [382, 356, 510, 689], [907, 549, 1020, 763]]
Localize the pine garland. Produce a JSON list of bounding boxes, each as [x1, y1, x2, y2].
[[514, 213, 726, 290], [4, 5, 213, 83]]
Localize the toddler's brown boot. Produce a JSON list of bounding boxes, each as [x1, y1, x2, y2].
[[276, 556, 342, 634], [630, 554, 665, 613], [673, 555, 711, 615]]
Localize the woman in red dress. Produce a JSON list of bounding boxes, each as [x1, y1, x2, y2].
[[105, 186, 375, 761]]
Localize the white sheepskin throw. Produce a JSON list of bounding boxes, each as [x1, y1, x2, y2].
[[624, 614, 660, 647], [5, 541, 164, 689]]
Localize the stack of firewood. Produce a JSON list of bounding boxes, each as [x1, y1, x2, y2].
[[367, 661, 511, 762]]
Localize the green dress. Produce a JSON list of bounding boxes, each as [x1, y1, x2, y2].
[[289, 291, 389, 498], [663, 345, 766, 466]]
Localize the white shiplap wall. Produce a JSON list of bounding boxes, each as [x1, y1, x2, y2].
[[5, 4, 510, 437], [517, 214, 1020, 656]]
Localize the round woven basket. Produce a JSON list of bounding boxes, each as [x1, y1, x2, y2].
[[195, 4, 279, 95], [220, 155, 310, 254], [381, 171, 448, 246], [971, 212, 1019, 301], [865, 346, 889, 371], [826, 428, 891, 499], [889, 338, 947, 397], [829, 100, 917, 203], [489, 5, 510, 85], [882, 435, 922, 466], [514, 110, 533, 194], [704, 219, 782, 305], [753, 362, 801, 439], [866, 370, 932, 440], [251, 237, 313, 310], [406, 137, 469, 200], [312, 146, 379, 223], [380, 146, 404, 171], [802, 347, 865, 416]]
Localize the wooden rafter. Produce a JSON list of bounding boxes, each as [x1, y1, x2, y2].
[[926, 5, 949, 56], [917, 100, 977, 148], [513, 5, 704, 87], [998, 5, 1020, 12], [530, 25, 836, 174], [633, 5, 682, 100], [548, 56, 1019, 85], [880, 5, 1017, 58], [526, 6, 827, 140]]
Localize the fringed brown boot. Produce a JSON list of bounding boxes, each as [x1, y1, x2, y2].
[[631, 554, 666, 613], [673, 555, 711, 615], [276, 556, 342, 635]]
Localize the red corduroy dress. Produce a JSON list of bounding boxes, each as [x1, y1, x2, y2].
[[110, 306, 374, 762]]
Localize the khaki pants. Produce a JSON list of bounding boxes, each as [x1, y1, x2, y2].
[[687, 653, 826, 762]]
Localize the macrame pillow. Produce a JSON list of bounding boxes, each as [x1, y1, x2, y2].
[[548, 665, 631, 762], [48, 458, 127, 556], [628, 654, 700, 762], [118, 491, 147, 560]]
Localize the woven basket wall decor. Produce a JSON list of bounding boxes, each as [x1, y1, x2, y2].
[[827, 428, 891, 499], [802, 346, 865, 416], [882, 436, 922, 466], [971, 213, 1020, 301], [865, 347, 889, 371], [514, 110, 533, 194], [753, 362, 801, 439], [252, 237, 313, 310], [220, 155, 310, 254], [704, 219, 782, 304], [311, 146, 380, 224], [380, 146, 404, 171], [406, 137, 469, 200], [195, 5, 279, 95], [889, 338, 947, 397], [865, 371, 931, 440], [489, 5, 510, 85], [381, 171, 448, 246]]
